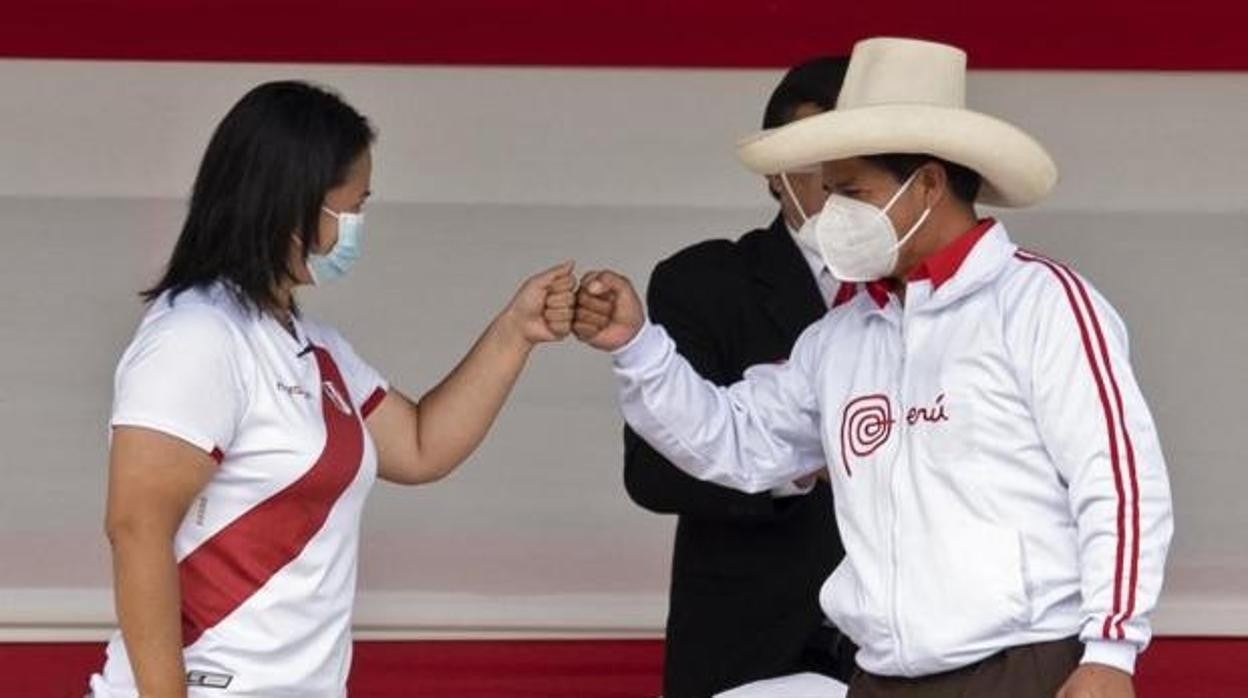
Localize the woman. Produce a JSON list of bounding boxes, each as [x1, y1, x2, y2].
[[89, 81, 576, 697]]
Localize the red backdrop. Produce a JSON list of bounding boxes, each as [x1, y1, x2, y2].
[[3, 0, 1247, 70], [3, 638, 1247, 697]]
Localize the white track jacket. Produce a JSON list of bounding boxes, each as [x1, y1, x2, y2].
[[613, 220, 1172, 677]]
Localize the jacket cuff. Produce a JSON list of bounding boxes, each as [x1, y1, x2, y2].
[[611, 321, 664, 369], [1081, 639, 1138, 675]]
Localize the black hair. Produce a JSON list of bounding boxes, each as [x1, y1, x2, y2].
[[863, 154, 983, 205], [762, 56, 850, 130], [143, 80, 376, 312]]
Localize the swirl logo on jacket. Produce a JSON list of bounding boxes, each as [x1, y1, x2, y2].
[[840, 394, 894, 477]]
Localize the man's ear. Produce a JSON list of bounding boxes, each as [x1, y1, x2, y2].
[[919, 162, 947, 209]]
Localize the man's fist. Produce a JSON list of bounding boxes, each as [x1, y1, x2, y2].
[[572, 270, 645, 351]]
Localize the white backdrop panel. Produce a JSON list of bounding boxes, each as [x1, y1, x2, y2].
[[0, 60, 1244, 639]]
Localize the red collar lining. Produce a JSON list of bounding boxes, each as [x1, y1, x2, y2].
[[830, 218, 997, 310], [907, 218, 997, 290]]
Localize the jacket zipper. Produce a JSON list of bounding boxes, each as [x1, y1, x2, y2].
[[890, 298, 912, 674]]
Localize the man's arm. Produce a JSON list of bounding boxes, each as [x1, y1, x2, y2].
[[575, 270, 827, 494], [1012, 261, 1173, 683], [623, 258, 785, 519], [624, 428, 785, 519]]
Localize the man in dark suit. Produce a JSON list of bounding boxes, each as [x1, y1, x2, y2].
[[624, 58, 856, 697]]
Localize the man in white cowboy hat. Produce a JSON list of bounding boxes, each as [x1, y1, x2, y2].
[[571, 37, 1173, 698]]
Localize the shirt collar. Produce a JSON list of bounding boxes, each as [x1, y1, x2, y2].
[[906, 218, 998, 290]]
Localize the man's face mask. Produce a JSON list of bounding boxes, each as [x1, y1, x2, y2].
[[790, 169, 931, 282]]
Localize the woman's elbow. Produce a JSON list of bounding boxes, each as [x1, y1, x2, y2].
[[104, 510, 175, 549]]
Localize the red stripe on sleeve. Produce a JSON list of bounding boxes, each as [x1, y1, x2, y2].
[[361, 387, 387, 419], [1059, 261, 1142, 640], [1015, 251, 1129, 639]]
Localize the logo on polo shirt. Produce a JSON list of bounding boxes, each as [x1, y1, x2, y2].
[[186, 670, 232, 689], [277, 380, 312, 400]]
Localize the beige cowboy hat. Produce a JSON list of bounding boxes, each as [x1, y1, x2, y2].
[[737, 37, 1058, 207]]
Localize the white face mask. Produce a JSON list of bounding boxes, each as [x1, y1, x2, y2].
[[815, 170, 931, 282], [778, 171, 825, 258]]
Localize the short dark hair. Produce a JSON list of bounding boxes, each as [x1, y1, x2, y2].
[[863, 154, 983, 205], [762, 56, 850, 129], [143, 80, 376, 312]]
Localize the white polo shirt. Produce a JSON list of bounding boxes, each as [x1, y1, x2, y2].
[[91, 281, 387, 697], [613, 220, 1173, 678]]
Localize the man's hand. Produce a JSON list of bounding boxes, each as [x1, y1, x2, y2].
[[572, 270, 645, 351], [1056, 663, 1134, 698], [500, 261, 577, 345]]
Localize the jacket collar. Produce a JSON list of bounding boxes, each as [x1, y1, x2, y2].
[[913, 219, 1016, 312], [908, 218, 998, 290], [836, 218, 1016, 313]]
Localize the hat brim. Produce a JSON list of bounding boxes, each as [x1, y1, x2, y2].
[[737, 104, 1057, 208]]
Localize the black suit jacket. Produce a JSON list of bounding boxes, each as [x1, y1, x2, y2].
[[624, 216, 852, 697]]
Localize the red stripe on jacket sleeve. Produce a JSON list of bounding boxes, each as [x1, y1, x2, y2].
[[1015, 251, 1135, 640], [1056, 259, 1142, 639]]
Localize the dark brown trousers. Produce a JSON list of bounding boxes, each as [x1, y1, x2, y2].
[[848, 637, 1082, 698]]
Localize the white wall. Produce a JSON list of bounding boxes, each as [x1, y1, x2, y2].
[[0, 60, 1245, 640]]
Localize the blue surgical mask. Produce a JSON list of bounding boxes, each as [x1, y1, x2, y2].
[[308, 206, 364, 284]]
